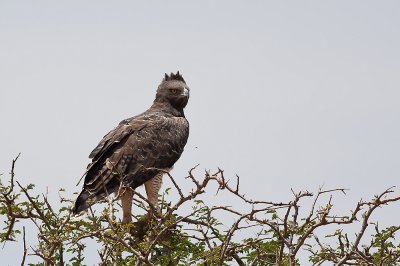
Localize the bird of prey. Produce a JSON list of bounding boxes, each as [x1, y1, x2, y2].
[[72, 72, 190, 223]]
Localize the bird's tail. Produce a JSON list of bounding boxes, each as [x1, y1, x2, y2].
[[72, 190, 92, 215]]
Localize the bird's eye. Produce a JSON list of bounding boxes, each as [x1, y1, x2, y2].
[[170, 88, 178, 94]]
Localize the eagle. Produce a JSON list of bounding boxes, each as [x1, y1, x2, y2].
[[72, 72, 190, 224]]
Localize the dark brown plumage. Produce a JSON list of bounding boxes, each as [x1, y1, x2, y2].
[[72, 72, 190, 223]]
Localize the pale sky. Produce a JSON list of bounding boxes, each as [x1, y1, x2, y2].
[[1, 1, 399, 264]]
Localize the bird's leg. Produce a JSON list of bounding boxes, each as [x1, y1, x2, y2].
[[120, 188, 133, 224], [145, 174, 163, 217]]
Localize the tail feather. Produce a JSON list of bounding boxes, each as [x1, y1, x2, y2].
[[72, 190, 92, 215], [73, 180, 122, 215]]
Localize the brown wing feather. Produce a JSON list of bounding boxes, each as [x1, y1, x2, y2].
[[89, 117, 147, 161]]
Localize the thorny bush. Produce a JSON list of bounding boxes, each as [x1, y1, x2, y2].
[[1, 155, 399, 265]]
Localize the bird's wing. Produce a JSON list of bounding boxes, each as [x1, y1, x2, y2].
[[74, 115, 148, 187], [80, 116, 151, 192], [85, 114, 188, 189], [88, 116, 146, 161]]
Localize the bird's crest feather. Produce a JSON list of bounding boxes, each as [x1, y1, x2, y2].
[[163, 71, 185, 83]]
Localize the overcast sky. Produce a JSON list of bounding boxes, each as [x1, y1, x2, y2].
[[1, 1, 399, 264]]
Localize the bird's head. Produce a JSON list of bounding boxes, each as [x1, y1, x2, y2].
[[155, 71, 190, 111]]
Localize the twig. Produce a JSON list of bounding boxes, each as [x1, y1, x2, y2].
[[20, 227, 27, 266]]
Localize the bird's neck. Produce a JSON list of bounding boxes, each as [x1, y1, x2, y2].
[[150, 100, 185, 117]]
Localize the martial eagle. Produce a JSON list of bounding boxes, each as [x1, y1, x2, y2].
[[72, 72, 190, 223]]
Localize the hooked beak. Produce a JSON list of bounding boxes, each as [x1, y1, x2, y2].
[[182, 87, 190, 98]]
